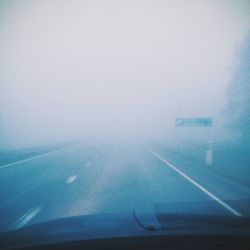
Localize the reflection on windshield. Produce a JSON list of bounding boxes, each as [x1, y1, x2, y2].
[[0, 0, 250, 235]]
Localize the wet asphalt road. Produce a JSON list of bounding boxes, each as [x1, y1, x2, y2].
[[0, 143, 250, 233]]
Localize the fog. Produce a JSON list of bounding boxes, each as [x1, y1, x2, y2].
[[1, 0, 250, 149]]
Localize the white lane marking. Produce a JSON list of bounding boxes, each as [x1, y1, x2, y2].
[[65, 175, 77, 184], [11, 206, 43, 230], [143, 146, 242, 217], [0, 147, 68, 170]]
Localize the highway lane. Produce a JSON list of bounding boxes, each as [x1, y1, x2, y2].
[[0, 143, 249, 233]]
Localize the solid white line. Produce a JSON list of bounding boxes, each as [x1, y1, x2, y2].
[[144, 146, 242, 217], [65, 175, 77, 184], [0, 147, 68, 170], [11, 206, 43, 230]]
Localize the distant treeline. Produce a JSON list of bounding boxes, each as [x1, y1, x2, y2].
[[225, 32, 250, 147]]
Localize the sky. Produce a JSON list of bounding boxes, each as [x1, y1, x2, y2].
[[0, 0, 250, 148]]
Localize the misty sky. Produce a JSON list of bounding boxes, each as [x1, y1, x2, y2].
[[1, 0, 250, 148]]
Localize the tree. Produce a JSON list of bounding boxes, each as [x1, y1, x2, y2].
[[225, 32, 250, 146]]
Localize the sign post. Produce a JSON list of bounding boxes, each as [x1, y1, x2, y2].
[[175, 117, 213, 166]]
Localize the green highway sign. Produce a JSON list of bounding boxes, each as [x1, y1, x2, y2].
[[176, 118, 213, 127]]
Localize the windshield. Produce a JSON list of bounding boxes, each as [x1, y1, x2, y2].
[[0, 0, 250, 236]]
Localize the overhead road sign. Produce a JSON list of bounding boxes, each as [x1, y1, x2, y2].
[[175, 118, 213, 127]]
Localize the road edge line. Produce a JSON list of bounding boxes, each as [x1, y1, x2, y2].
[[0, 146, 72, 170], [143, 145, 242, 217]]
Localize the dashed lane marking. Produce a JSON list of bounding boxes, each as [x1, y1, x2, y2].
[[65, 175, 77, 184], [11, 206, 43, 230]]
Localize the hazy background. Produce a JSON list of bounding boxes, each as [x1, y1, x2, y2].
[[1, 0, 250, 149]]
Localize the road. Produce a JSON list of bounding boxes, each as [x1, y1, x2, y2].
[[0, 143, 250, 233]]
